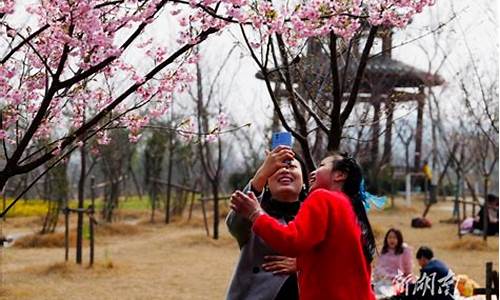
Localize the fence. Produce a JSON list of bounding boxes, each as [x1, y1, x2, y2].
[[149, 178, 231, 237], [473, 262, 499, 300]]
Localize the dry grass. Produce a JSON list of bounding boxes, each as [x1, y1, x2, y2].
[[45, 262, 76, 274], [371, 223, 386, 240], [447, 237, 498, 251], [12, 221, 141, 248], [24, 260, 118, 276], [381, 202, 420, 214], [173, 230, 234, 248], [95, 222, 141, 236], [0, 197, 497, 300], [0, 220, 236, 300], [14, 231, 77, 248], [2, 216, 45, 229], [113, 210, 149, 221]]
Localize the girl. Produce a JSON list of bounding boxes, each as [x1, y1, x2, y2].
[[230, 152, 377, 300], [373, 228, 413, 298]]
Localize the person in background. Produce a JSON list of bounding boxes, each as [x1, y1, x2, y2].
[[473, 194, 499, 236], [373, 228, 414, 298], [230, 152, 377, 300], [422, 160, 437, 205], [409, 246, 456, 300], [225, 146, 308, 300]]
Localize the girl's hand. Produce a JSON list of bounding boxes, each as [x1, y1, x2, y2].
[[262, 255, 297, 275], [251, 146, 295, 192], [230, 190, 263, 222]]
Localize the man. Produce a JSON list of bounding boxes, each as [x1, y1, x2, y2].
[[422, 161, 437, 205], [411, 246, 456, 299]]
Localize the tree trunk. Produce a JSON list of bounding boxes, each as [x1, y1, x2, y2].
[[76, 144, 86, 264], [150, 182, 157, 223], [165, 143, 173, 224], [212, 183, 219, 240]]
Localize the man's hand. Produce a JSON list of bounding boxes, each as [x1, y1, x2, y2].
[[262, 255, 297, 275]]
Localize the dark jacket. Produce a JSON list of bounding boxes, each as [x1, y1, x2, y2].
[[225, 183, 299, 300], [473, 206, 499, 235], [407, 259, 456, 300]]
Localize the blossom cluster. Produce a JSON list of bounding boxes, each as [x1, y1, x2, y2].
[[176, 0, 435, 46], [0, 0, 194, 147], [177, 112, 229, 143], [0, 0, 434, 157], [0, 0, 15, 15]]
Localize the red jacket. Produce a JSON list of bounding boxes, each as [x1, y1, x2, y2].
[[253, 189, 375, 300]]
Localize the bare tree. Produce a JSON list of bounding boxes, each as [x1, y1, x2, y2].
[[395, 118, 415, 174], [240, 24, 382, 172], [144, 129, 168, 222], [99, 130, 133, 223], [40, 160, 68, 234], [191, 46, 239, 239]]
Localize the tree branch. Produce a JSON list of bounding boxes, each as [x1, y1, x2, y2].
[[340, 25, 378, 125]]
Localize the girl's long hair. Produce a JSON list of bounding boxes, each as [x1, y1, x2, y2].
[[330, 152, 377, 264], [381, 228, 404, 255]]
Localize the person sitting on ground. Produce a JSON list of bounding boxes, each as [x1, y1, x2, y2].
[[473, 193, 499, 236], [225, 146, 308, 300], [230, 152, 378, 300], [406, 246, 456, 300], [373, 228, 414, 298]]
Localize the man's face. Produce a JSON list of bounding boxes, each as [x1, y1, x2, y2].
[[417, 257, 428, 268]]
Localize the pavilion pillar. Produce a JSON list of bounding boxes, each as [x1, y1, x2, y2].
[[371, 98, 381, 165], [414, 87, 425, 171], [382, 93, 395, 165]]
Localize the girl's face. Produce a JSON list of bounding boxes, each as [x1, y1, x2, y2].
[[386, 231, 399, 249], [309, 156, 344, 191], [268, 158, 303, 202]]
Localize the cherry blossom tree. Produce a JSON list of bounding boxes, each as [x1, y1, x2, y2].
[[0, 0, 435, 215]]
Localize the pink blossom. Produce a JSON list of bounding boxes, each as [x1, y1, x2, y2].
[[0, 0, 15, 15], [96, 130, 111, 145], [249, 42, 261, 49], [90, 145, 100, 156], [217, 112, 229, 129], [128, 133, 142, 143], [52, 142, 63, 156], [179, 17, 189, 27], [205, 133, 218, 143]]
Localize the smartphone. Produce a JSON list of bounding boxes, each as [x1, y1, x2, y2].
[[271, 132, 292, 150]]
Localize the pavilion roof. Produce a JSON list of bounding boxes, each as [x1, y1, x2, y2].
[[255, 54, 444, 90]]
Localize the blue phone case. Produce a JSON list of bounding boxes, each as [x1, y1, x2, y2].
[[271, 132, 292, 149]]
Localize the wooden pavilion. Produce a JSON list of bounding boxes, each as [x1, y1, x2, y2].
[[256, 30, 444, 171]]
